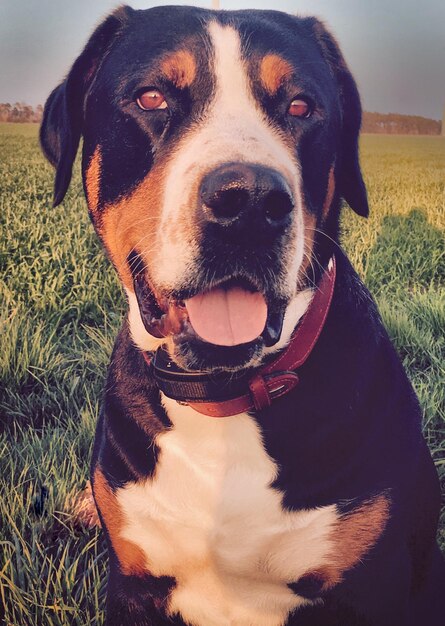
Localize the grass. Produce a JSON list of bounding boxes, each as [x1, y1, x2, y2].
[[0, 123, 444, 625]]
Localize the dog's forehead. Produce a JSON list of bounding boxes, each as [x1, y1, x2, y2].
[[100, 7, 331, 94]]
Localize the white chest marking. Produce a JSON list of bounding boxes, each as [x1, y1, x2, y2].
[[117, 398, 339, 626]]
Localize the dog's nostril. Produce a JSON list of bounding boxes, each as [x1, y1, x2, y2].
[[204, 188, 250, 221], [263, 190, 294, 224]]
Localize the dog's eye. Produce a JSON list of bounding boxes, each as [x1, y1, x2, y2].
[[288, 98, 312, 118], [136, 89, 168, 111]]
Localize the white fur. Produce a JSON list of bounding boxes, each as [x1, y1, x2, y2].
[[264, 288, 313, 357], [117, 399, 339, 626]]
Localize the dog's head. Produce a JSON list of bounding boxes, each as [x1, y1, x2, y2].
[[41, 5, 368, 372]]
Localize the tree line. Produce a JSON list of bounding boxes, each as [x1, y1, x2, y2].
[[0, 102, 442, 135], [362, 111, 441, 135], [0, 102, 43, 123]]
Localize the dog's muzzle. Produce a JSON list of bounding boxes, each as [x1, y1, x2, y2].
[[130, 162, 298, 363]]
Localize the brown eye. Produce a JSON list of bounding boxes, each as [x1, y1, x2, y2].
[[288, 98, 311, 118], [137, 89, 168, 111]]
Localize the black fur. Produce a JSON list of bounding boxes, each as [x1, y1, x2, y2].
[[41, 6, 445, 625], [91, 252, 445, 625]]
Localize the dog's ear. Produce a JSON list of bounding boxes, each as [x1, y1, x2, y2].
[[40, 6, 132, 207], [310, 19, 369, 218]]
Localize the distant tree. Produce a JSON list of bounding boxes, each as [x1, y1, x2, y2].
[[0, 103, 12, 122], [35, 104, 43, 122]]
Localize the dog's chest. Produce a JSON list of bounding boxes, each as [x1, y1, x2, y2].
[[117, 399, 337, 626]]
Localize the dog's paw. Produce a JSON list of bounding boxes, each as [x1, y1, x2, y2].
[[70, 481, 101, 529]]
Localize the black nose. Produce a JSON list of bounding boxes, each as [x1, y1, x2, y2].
[[199, 163, 294, 240]]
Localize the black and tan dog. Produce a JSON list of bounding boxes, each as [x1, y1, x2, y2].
[[40, 5, 445, 625]]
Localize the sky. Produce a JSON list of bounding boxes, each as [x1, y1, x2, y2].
[[1, 0, 444, 120]]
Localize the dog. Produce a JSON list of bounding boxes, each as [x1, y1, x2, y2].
[[40, 5, 445, 625]]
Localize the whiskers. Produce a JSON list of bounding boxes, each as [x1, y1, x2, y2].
[[305, 226, 343, 254], [299, 227, 340, 290], [300, 248, 319, 291]]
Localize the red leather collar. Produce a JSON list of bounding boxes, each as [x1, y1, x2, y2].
[[143, 257, 336, 417]]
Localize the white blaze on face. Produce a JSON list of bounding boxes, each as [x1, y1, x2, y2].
[[150, 22, 304, 300]]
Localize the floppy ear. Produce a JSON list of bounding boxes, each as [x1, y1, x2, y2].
[[40, 7, 132, 207], [310, 19, 369, 218]]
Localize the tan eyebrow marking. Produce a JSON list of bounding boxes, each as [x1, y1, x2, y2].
[[260, 54, 293, 94], [161, 50, 196, 88]]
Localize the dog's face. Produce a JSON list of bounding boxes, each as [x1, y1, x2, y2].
[[41, 6, 368, 372]]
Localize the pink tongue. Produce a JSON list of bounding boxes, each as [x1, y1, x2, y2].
[[185, 287, 268, 346]]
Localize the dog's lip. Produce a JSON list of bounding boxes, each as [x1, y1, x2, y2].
[[133, 272, 180, 338], [133, 274, 286, 347]]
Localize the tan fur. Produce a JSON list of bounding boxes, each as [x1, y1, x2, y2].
[[85, 146, 102, 216], [93, 467, 149, 576], [322, 166, 336, 220], [260, 54, 293, 94], [99, 164, 167, 290], [161, 50, 196, 88], [310, 493, 391, 591], [71, 481, 101, 528], [298, 166, 335, 282]]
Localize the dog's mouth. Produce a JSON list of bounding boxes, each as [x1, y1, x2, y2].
[[132, 270, 286, 351]]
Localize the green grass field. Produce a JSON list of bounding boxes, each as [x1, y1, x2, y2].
[[1, 123, 444, 625]]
